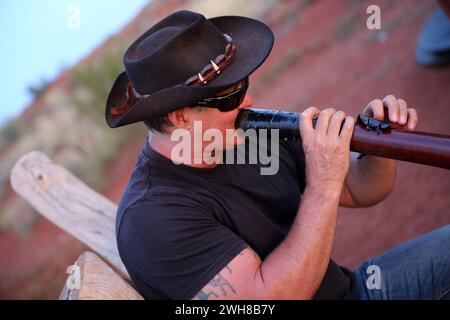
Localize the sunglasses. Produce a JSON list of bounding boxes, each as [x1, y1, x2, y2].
[[195, 77, 249, 112]]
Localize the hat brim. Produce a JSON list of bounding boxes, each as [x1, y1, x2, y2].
[[105, 15, 274, 128]]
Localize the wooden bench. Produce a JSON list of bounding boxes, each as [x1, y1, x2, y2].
[[10, 151, 143, 300]]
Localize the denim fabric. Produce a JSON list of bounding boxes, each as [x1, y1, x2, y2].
[[353, 225, 450, 300]]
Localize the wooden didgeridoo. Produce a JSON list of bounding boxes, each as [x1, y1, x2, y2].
[[234, 108, 450, 170]]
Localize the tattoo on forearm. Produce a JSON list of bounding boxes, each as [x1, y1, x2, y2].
[[195, 265, 236, 300], [194, 249, 258, 300], [195, 290, 218, 300], [210, 273, 236, 296]]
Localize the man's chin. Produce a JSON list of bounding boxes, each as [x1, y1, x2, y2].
[[223, 129, 245, 150]]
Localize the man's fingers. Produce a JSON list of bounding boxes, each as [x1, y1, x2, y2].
[[300, 107, 320, 139], [383, 94, 399, 123], [363, 99, 384, 120], [398, 98, 408, 125], [315, 108, 336, 134], [407, 108, 418, 130], [327, 110, 346, 137], [339, 116, 355, 143]]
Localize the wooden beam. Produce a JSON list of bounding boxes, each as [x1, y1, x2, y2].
[[10, 151, 129, 278], [60, 251, 143, 300]]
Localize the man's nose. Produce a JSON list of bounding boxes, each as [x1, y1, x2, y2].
[[238, 93, 254, 110]]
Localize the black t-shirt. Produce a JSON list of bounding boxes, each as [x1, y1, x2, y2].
[[115, 136, 359, 300]]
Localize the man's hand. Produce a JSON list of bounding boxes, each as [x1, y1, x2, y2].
[[362, 95, 418, 130], [340, 95, 419, 208], [300, 107, 355, 195]]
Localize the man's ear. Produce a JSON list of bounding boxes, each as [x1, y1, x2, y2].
[[167, 107, 191, 129]]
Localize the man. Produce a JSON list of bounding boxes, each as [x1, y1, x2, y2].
[[106, 10, 450, 300]]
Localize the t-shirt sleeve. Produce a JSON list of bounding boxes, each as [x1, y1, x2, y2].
[[116, 191, 248, 300]]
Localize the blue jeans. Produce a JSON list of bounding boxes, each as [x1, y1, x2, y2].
[[353, 225, 450, 300]]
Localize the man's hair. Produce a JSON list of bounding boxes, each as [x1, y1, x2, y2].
[[143, 114, 173, 133], [143, 106, 208, 133]]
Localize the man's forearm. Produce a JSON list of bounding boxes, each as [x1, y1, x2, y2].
[[344, 152, 396, 207], [255, 185, 341, 299]]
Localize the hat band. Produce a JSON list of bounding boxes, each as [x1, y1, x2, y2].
[[110, 34, 235, 116], [184, 33, 235, 86]]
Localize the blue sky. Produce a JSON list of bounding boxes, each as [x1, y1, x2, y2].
[[0, 0, 149, 125]]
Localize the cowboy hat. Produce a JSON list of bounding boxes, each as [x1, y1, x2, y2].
[[105, 10, 274, 128]]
